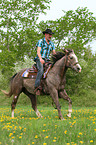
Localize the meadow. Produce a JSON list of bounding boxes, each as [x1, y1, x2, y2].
[[0, 105, 96, 145]]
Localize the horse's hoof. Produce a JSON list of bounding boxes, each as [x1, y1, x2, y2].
[[61, 118, 65, 120], [59, 117, 65, 120], [67, 114, 71, 118]]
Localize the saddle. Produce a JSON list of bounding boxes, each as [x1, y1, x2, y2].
[[22, 61, 52, 79]]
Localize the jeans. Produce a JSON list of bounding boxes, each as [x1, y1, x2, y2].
[[35, 59, 44, 88]]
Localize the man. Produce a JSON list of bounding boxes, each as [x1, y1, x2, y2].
[[34, 28, 56, 95]]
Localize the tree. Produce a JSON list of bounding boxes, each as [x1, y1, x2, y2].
[[0, 0, 51, 72], [38, 7, 96, 57]]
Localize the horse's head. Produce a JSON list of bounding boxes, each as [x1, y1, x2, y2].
[[65, 49, 81, 72]]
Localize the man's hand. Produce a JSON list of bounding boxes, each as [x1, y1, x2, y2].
[[40, 58, 45, 64]]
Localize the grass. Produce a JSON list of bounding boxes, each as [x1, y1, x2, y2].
[[0, 105, 96, 145]]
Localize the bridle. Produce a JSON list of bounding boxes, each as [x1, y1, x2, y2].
[[66, 54, 79, 69], [61, 52, 79, 78]]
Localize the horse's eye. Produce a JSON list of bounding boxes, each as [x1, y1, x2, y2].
[[70, 56, 73, 59]]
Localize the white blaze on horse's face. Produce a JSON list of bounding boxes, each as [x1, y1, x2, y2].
[[69, 52, 81, 72]]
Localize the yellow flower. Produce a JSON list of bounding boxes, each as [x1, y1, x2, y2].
[[80, 141, 83, 144], [71, 142, 74, 144], [32, 142, 35, 144], [53, 140, 56, 142], [35, 135, 38, 138], [90, 140, 93, 143], [79, 132, 82, 135], [19, 136, 22, 139], [45, 136, 49, 138], [43, 143, 47, 145], [64, 130, 67, 134], [78, 136, 80, 138], [94, 129, 96, 131], [9, 133, 13, 137]]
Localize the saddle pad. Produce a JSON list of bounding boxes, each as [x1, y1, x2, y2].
[[22, 68, 37, 79], [22, 69, 29, 77]]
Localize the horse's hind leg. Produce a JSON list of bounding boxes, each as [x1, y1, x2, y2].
[[11, 95, 19, 118], [23, 88, 42, 118], [59, 89, 72, 118]]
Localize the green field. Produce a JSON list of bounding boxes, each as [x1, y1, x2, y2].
[[0, 105, 96, 145]]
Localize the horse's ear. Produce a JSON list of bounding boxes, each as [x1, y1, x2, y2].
[[63, 49, 69, 54]]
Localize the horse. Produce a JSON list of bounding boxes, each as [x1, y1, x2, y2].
[[1, 49, 81, 120]]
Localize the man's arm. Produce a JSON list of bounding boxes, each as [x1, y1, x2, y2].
[[52, 49, 56, 55], [37, 47, 45, 64]]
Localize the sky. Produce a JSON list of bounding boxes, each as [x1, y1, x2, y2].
[[38, 0, 96, 54]]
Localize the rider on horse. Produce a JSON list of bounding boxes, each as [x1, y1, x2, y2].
[[34, 29, 56, 95]]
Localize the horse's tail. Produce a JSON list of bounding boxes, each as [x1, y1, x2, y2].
[[1, 89, 12, 98], [1, 73, 17, 98]]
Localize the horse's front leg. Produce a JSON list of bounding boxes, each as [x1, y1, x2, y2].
[[49, 87, 64, 120], [59, 89, 72, 118]]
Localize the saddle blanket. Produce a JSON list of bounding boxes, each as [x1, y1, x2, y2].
[[22, 69, 29, 77]]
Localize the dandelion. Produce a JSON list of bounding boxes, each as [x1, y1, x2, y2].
[[71, 142, 74, 144], [79, 132, 82, 135], [64, 130, 67, 134], [32, 142, 35, 144], [90, 140, 93, 143], [53, 140, 56, 142], [45, 136, 49, 138], [94, 129, 96, 131], [43, 130, 45, 132], [35, 135, 38, 138], [43, 124, 46, 126], [80, 141, 83, 144], [43, 143, 47, 145], [19, 126, 22, 130], [19, 136, 22, 139], [9, 133, 13, 137], [93, 122, 95, 124], [78, 136, 80, 138]]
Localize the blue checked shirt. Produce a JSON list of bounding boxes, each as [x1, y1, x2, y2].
[[35, 37, 55, 60]]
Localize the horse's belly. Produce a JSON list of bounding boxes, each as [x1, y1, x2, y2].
[[23, 78, 35, 94]]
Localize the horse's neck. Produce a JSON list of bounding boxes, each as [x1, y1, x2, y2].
[[53, 56, 67, 76]]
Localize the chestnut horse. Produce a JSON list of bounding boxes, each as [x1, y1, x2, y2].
[[2, 49, 81, 120]]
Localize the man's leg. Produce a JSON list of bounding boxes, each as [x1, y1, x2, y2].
[[35, 59, 43, 95]]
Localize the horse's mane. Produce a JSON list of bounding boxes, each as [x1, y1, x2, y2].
[[52, 51, 65, 64], [52, 49, 73, 64]]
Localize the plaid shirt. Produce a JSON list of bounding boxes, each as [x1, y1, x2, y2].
[[35, 37, 55, 60]]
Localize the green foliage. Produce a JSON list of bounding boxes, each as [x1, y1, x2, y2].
[[38, 7, 96, 57], [0, 3, 96, 106], [0, 0, 51, 71], [0, 106, 96, 145]]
